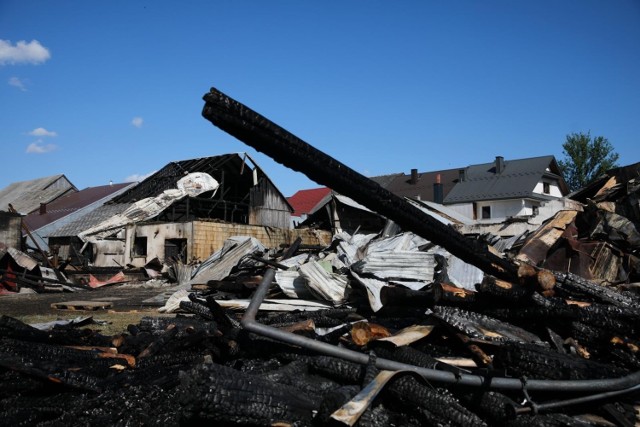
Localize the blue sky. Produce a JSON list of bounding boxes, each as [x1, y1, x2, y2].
[[1, 1, 638, 197]]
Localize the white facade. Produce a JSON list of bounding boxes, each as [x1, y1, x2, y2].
[[448, 199, 535, 222], [532, 179, 563, 198], [448, 175, 564, 223]]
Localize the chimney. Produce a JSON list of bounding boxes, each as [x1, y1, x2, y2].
[[410, 168, 419, 184], [495, 156, 505, 174], [39, 203, 47, 215], [458, 168, 467, 182], [433, 173, 444, 204]]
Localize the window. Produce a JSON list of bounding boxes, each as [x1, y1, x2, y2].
[[532, 206, 539, 216], [165, 238, 187, 263], [543, 182, 550, 194], [133, 236, 147, 256], [481, 206, 491, 219]]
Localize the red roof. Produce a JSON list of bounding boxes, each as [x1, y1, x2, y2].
[[287, 187, 331, 217]]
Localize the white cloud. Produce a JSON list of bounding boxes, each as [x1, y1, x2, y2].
[[28, 127, 57, 137], [131, 117, 143, 128], [8, 76, 26, 91], [0, 39, 51, 65], [124, 171, 156, 183], [26, 142, 58, 154]]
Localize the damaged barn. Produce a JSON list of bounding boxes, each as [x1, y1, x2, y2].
[[0, 153, 331, 292], [0, 88, 639, 426]]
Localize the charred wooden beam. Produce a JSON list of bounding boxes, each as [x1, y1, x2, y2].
[[432, 306, 543, 345], [456, 390, 518, 425], [454, 332, 494, 369], [493, 342, 629, 381], [202, 87, 517, 282], [554, 272, 640, 308], [179, 297, 218, 322], [178, 362, 317, 425], [475, 275, 533, 302], [385, 376, 487, 426]]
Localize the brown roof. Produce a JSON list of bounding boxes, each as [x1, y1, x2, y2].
[[24, 183, 131, 231], [376, 168, 461, 203]]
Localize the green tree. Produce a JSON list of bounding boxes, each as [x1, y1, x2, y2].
[[558, 131, 619, 192]]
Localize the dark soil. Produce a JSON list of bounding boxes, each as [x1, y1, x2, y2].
[[0, 281, 176, 334]]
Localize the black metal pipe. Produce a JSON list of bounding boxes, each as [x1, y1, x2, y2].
[[241, 268, 640, 394], [515, 383, 640, 414]]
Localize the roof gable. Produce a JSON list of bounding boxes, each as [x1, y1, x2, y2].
[[109, 153, 292, 224], [0, 174, 77, 214], [444, 155, 564, 204], [287, 187, 331, 217]]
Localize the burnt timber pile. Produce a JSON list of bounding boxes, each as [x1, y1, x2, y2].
[[0, 90, 639, 426]]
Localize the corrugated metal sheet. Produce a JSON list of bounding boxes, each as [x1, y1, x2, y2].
[[365, 232, 428, 254], [446, 255, 484, 291], [274, 270, 316, 299], [47, 203, 132, 237], [350, 270, 387, 312], [352, 251, 435, 282], [298, 260, 348, 305], [189, 236, 265, 285], [334, 232, 378, 266], [5, 247, 39, 270]]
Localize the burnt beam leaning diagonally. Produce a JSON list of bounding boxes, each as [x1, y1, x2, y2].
[[202, 87, 517, 282]]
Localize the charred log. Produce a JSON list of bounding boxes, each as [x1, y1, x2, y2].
[[314, 384, 360, 425], [202, 87, 518, 282], [493, 342, 628, 380], [179, 299, 216, 321], [554, 272, 640, 308], [259, 307, 358, 327], [475, 275, 533, 303], [254, 359, 340, 399], [177, 362, 317, 425], [304, 354, 368, 385], [366, 343, 445, 371], [456, 390, 518, 425], [385, 376, 487, 427], [432, 306, 543, 345], [205, 294, 241, 330]]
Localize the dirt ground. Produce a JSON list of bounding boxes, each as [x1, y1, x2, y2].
[[0, 280, 179, 335]]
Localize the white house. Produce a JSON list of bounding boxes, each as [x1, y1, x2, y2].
[[443, 155, 569, 222]]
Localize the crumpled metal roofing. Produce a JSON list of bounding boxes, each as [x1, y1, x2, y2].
[[46, 203, 132, 238], [78, 172, 218, 242]]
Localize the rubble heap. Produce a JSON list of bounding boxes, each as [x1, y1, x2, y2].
[[0, 88, 638, 425], [1, 222, 640, 425]]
